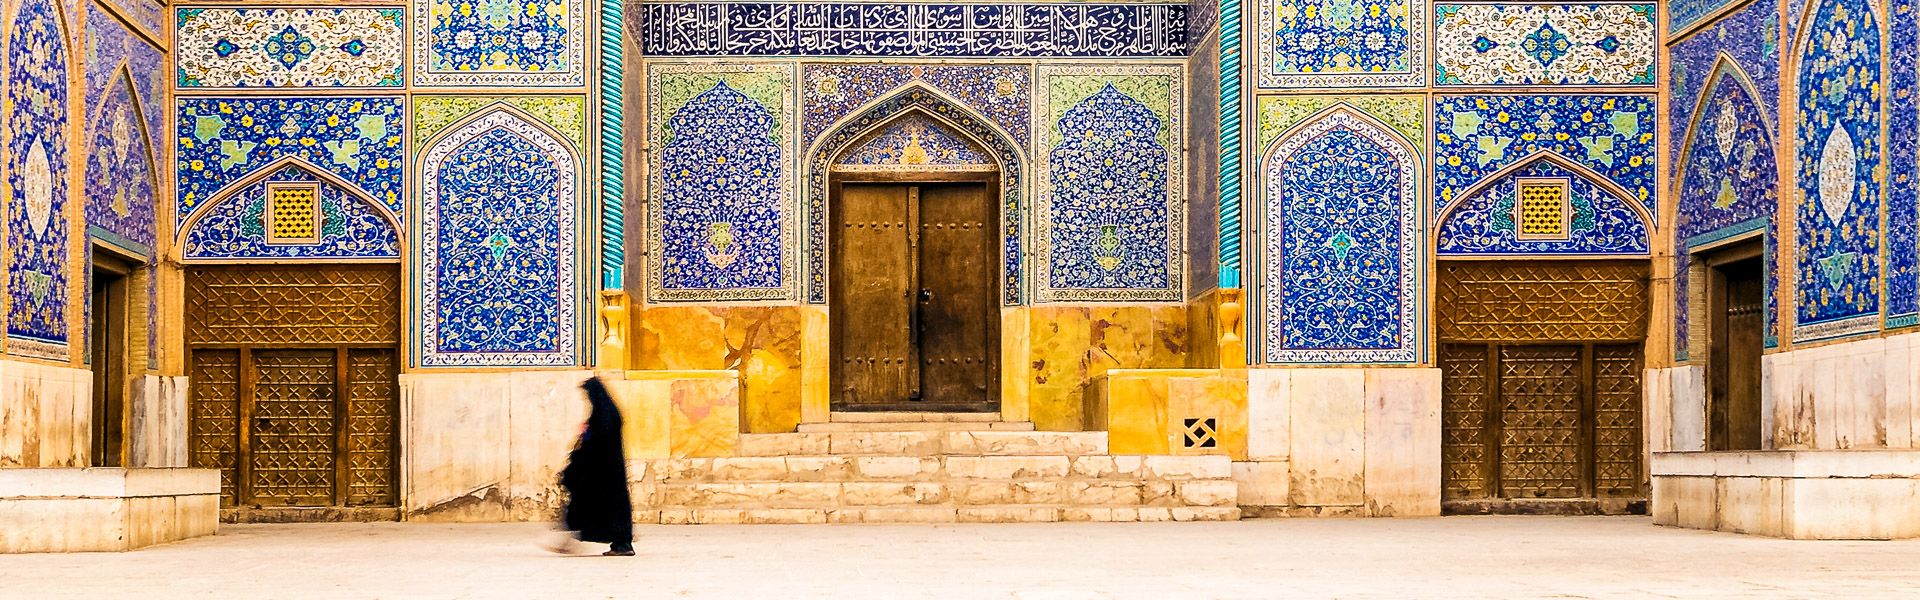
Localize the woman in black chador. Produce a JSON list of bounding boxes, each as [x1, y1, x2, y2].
[[556, 376, 634, 556]]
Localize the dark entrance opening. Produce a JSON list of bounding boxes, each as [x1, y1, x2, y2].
[[89, 250, 134, 467], [1703, 240, 1765, 451], [830, 179, 1000, 412]]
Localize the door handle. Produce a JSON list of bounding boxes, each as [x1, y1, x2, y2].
[[918, 288, 933, 303]]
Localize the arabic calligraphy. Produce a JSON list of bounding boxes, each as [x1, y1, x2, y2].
[[633, 2, 1189, 57]]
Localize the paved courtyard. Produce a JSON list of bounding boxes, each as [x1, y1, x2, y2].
[[3, 516, 1919, 599]]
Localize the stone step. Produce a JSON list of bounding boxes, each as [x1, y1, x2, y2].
[[639, 454, 1232, 484], [639, 505, 1241, 525], [795, 421, 1036, 433], [636, 478, 1238, 509], [830, 412, 1002, 423], [735, 431, 1107, 457]]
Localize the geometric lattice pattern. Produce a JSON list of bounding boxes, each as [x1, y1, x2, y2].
[[189, 349, 242, 506], [249, 349, 338, 507], [1182, 418, 1219, 449], [266, 184, 318, 243], [1441, 344, 1492, 500], [186, 266, 400, 346], [1516, 179, 1569, 239], [1593, 344, 1643, 497], [346, 349, 397, 507], [1437, 262, 1649, 342], [1497, 345, 1583, 499]]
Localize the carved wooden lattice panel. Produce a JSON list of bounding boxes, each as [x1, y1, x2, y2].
[[186, 266, 400, 346], [1437, 262, 1649, 342], [1441, 344, 1491, 500], [189, 349, 240, 506], [1593, 344, 1643, 497], [249, 349, 338, 506], [346, 349, 397, 506], [1497, 345, 1584, 499]]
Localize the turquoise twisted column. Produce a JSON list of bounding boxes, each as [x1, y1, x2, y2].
[[1217, 0, 1243, 289], [600, 0, 626, 290]]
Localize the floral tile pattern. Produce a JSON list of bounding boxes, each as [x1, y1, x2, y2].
[[1435, 158, 1650, 255], [1791, 0, 1882, 341], [1433, 94, 1655, 213], [419, 109, 579, 366], [177, 7, 405, 88], [1258, 0, 1426, 88], [416, 0, 584, 86], [1035, 65, 1184, 302], [83, 3, 165, 258], [647, 64, 795, 303], [4, 0, 73, 360], [1263, 108, 1419, 363], [182, 165, 401, 261], [175, 97, 406, 229], [838, 114, 991, 169], [1432, 3, 1656, 86]]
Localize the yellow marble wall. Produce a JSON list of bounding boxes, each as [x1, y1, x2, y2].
[[1095, 368, 1248, 459], [606, 370, 741, 458], [634, 305, 812, 434], [1026, 306, 1190, 431]]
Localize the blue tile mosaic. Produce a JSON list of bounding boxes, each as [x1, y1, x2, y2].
[[4, 0, 73, 360], [1435, 158, 1650, 256], [657, 82, 788, 298], [419, 110, 578, 366], [1432, 3, 1656, 87], [176, 97, 405, 228], [1262, 109, 1419, 363], [83, 3, 165, 259], [417, 0, 583, 86], [1669, 0, 1742, 34], [1674, 63, 1780, 356], [631, 2, 1189, 57], [838, 114, 991, 167], [1258, 0, 1425, 88], [1666, 0, 1780, 171], [1885, 0, 1919, 327], [181, 165, 401, 261], [802, 65, 1032, 151], [1042, 84, 1176, 297], [1433, 94, 1656, 216], [1791, 0, 1882, 341]]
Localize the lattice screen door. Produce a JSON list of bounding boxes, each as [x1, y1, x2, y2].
[[186, 266, 399, 508]]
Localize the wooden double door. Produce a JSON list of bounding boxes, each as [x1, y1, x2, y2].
[[1436, 261, 1648, 512], [831, 182, 999, 412], [187, 266, 399, 509]]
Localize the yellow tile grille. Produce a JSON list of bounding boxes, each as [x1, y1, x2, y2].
[[267, 184, 318, 243], [1516, 179, 1569, 240]]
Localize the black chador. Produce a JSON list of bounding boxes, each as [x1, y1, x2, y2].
[[559, 377, 634, 556]]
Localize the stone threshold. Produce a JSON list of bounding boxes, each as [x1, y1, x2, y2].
[[223, 506, 401, 524], [639, 505, 1242, 525]]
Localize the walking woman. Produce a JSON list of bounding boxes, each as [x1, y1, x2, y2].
[[555, 376, 634, 556]]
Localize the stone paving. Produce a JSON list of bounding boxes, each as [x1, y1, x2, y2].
[[4, 516, 1919, 599]]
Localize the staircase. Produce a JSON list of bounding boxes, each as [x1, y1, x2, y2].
[[630, 416, 1240, 524]]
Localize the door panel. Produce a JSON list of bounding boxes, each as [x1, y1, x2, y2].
[[832, 182, 999, 411], [1440, 344, 1492, 500], [190, 349, 242, 506], [833, 184, 917, 408], [1497, 345, 1583, 499], [916, 184, 996, 408], [249, 349, 338, 506], [346, 349, 398, 506]]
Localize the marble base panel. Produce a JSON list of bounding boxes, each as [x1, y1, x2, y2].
[[0, 468, 219, 552], [1090, 368, 1248, 459], [127, 375, 189, 468], [610, 370, 743, 458], [399, 370, 594, 522], [1651, 450, 1920, 539], [633, 305, 813, 434], [1239, 367, 1442, 517], [1026, 306, 1190, 432], [0, 359, 92, 468]]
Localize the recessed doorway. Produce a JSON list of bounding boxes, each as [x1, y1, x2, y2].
[[830, 180, 1000, 412], [1701, 239, 1764, 451]]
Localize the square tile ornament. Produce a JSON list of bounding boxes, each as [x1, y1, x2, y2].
[[1258, 0, 1427, 88], [415, 0, 585, 86]]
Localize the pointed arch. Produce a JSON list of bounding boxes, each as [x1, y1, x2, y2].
[[175, 156, 402, 263], [1442, 151, 1654, 229], [1436, 152, 1653, 256], [833, 111, 995, 172], [649, 80, 792, 302], [1674, 53, 1772, 184], [806, 83, 1027, 305], [82, 65, 159, 257], [417, 106, 579, 367], [176, 155, 400, 250], [1258, 106, 1420, 364]]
